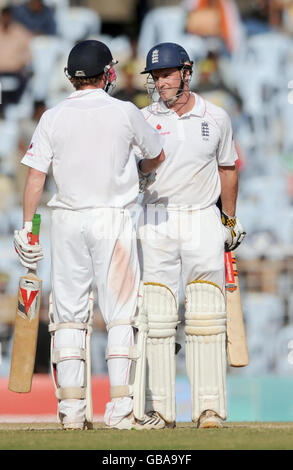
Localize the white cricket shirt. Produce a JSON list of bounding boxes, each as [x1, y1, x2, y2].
[[139, 93, 238, 208], [21, 89, 162, 209]]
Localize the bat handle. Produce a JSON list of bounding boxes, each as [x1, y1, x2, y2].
[[28, 214, 41, 245]]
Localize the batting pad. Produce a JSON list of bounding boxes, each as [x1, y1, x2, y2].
[[130, 281, 148, 420], [106, 283, 149, 421], [144, 282, 179, 424], [185, 281, 227, 422], [48, 292, 94, 427]]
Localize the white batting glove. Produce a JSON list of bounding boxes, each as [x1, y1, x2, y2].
[[14, 221, 44, 270], [221, 212, 246, 252], [137, 160, 156, 193]]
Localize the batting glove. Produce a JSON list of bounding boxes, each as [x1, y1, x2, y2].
[[221, 212, 246, 252], [138, 171, 156, 193], [137, 159, 156, 193], [14, 221, 44, 270]]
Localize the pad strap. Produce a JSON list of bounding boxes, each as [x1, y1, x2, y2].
[[110, 385, 133, 399], [49, 322, 89, 333], [52, 347, 86, 364], [185, 314, 226, 335], [106, 319, 132, 331], [105, 345, 138, 360], [56, 386, 86, 400]]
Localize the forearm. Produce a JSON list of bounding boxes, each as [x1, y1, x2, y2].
[[219, 165, 238, 217], [23, 167, 46, 223], [139, 149, 165, 174]]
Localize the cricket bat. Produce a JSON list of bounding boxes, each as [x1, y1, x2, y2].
[[225, 250, 249, 367], [8, 214, 42, 393]]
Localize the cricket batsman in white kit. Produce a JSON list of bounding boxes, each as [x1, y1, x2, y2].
[[13, 40, 165, 430], [136, 42, 246, 428]]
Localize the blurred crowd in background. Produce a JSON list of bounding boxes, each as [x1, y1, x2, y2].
[[0, 0, 293, 380]]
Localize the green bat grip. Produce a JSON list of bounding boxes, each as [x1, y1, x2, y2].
[[29, 214, 41, 245], [32, 214, 41, 236]]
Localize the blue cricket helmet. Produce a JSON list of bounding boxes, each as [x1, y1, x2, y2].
[[141, 42, 193, 74]]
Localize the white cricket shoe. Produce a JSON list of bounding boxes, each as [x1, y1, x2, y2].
[[197, 410, 224, 429], [62, 422, 85, 430], [139, 411, 167, 429], [109, 411, 166, 430], [108, 412, 144, 430]]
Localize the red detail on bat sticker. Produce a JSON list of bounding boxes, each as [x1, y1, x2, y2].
[[26, 142, 34, 156], [156, 124, 162, 130], [20, 288, 39, 315], [225, 252, 235, 284]]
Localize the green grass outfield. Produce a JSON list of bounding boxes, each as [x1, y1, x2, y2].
[[0, 422, 293, 450]]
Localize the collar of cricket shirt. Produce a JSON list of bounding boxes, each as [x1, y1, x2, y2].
[[67, 88, 106, 100], [182, 93, 206, 118]]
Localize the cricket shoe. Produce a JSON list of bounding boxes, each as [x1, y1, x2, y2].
[[109, 411, 165, 430], [62, 421, 85, 430], [139, 411, 168, 429], [196, 410, 224, 429]]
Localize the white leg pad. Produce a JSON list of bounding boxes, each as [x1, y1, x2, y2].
[[185, 281, 227, 422], [144, 282, 179, 424], [105, 282, 148, 421], [85, 292, 94, 427], [48, 292, 94, 427], [130, 283, 148, 420]]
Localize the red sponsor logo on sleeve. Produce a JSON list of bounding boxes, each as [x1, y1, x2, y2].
[[26, 142, 34, 156]]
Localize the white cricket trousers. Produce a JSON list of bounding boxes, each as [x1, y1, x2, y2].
[[50, 208, 140, 426], [138, 205, 226, 297]]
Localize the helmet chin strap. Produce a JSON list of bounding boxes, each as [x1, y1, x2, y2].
[[164, 69, 186, 107]]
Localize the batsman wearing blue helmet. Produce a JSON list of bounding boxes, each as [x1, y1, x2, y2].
[[136, 42, 245, 429]]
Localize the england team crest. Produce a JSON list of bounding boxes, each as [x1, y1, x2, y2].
[[152, 49, 159, 64]]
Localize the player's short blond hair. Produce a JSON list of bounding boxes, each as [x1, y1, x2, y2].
[[70, 73, 103, 90]]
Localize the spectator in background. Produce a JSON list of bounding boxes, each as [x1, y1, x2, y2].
[[195, 50, 243, 109], [268, 0, 293, 31], [184, 0, 245, 54], [237, 0, 272, 35], [18, 100, 47, 155], [12, 0, 56, 36], [16, 100, 47, 195], [113, 62, 149, 109], [245, 0, 287, 29], [0, 6, 33, 115]]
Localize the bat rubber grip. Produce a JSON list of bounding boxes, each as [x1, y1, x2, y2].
[[29, 233, 39, 245], [29, 214, 41, 245]]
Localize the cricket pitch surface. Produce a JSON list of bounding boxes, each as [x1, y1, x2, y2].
[[0, 421, 293, 450]]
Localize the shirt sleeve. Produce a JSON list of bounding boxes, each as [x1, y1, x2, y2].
[[21, 111, 53, 173], [132, 145, 143, 164], [216, 110, 238, 166], [125, 102, 163, 159]]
